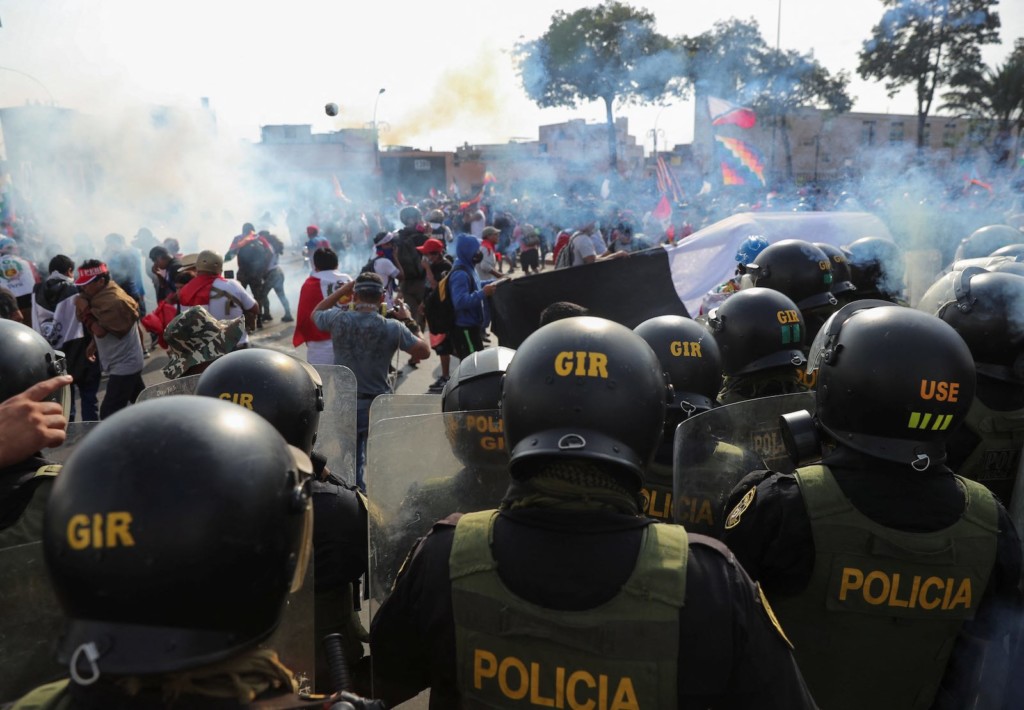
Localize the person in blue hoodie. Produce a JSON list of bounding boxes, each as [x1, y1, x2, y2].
[[449, 234, 501, 359]]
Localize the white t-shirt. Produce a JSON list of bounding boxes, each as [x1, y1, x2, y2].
[[373, 257, 401, 307], [570, 231, 598, 266], [205, 276, 257, 345]]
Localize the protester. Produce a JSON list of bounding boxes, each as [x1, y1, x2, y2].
[[0, 235, 41, 325], [161, 305, 246, 379], [370, 231, 403, 309], [32, 254, 102, 422], [450, 234, 501, 360], [256, 229, 293, 323], [74, 259, 146, 418], [293, 247, 353, 365], [177, 249, 260, 342], [418, 237, 455, 392], [313, 272, 430, 490]]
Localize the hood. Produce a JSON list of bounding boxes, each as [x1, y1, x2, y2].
[[36, 272, 78, 311], [455, 233, 481, 266]]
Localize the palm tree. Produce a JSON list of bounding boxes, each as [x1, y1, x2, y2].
[[941, 48, 1024, 166]]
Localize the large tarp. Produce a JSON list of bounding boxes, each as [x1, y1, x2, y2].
[[674, 392, 817, 537], [366, 410, 509, 609], [666, 212, 893, 315], [0, 542, 65, 703]]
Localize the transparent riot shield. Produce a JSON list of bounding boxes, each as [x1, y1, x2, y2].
[[673, 393, 817, 537], [368, 394, 440, 430], [0, 542, 65, 703], [312, 365, 358, 486], [366, 409, 509, 610], [136, 374, 201, 402], [262, 543, 316, 692], [44, 421, 102, 465]]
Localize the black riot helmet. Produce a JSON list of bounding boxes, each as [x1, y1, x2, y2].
[[955, 225, 1023, 261], [808, 302, 975, 469], [633, 315, 722, 424], [815, 242, 857, 297], [501, 316, 669, 489], [44, 397, 313, 677], [442, 346, 516, 413], [917, 268, 1024, 383], [195, 349, 324, 454], [746, 239, 837, 311], [442, 347, 516, 469], [0, 319, 69, 416], [399, 206, 423, 228], [706, 288, 807, 377], [845, 236, 905, 299]]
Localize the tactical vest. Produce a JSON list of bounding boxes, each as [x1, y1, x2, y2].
[[450, 510, 686, 709], [771, 465, 998, 710], [957, 399, 1024, 504]]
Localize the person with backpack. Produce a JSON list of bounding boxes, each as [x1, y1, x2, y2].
[[225, 222, 276, 323], [255, 229, 293, 323], [555, 212, 629, 269], [448, 234, 502, 360]]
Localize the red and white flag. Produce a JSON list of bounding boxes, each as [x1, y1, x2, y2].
[[708, 96, 757, 129]]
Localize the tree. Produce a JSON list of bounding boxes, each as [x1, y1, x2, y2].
[[514, 1, 685, 170], [941, 38, 1024, 165], [750, 49, 853, 182], [858, 0, 1001, 150], [680, 17, 771, 98]]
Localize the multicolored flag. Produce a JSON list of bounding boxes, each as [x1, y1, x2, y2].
[[652, 194, 672, 221], [708, 97, 757, 129], [714, 136, 766, 186]]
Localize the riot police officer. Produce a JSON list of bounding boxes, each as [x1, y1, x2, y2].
[[0, 319, 71, 548], [706, 287, 808, 404], [720, 303, 1022, 709], [745, 238, 839, 342], [814, 241, 858, 307], [195, 348, 369, 693], [369, 317, 816, 708], [844, 235, 908, 305], [633, 315, 725, 523], [917, 267, 1024, 504], [13, 397, 323, 707]]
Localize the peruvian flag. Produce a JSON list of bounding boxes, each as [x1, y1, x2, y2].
[[708, 96, 757, 129]]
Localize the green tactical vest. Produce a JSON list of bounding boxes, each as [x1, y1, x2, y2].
[[957, 400, 1024, 504], [771, 465, 998, 710], [450, 510, 686, 710]]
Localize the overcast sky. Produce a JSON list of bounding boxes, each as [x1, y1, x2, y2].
[[1, 0, 1021, 155]]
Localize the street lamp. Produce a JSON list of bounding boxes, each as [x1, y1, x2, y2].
[[372, 87, 385, 170], [0, 66, 55, 105]]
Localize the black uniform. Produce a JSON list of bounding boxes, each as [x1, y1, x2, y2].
[[721, 447, 1022, 708], [370, 506, 817, 709]]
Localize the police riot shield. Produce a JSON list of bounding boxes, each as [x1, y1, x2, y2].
[[0, 542, 65, 703], [366, 409, 509, 610], [44, 421, 102, 465], [136, 374, 201, 402], [312, 365, 358, 486], [673, 392, 817, 537], [261, 539, 316, 691], [368, 394, 441, 429], [1008, 448, 1024, 561]]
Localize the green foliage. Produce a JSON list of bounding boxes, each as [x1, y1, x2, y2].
[[680, 17, 771, 98], [858, 0, 1001, 147], [513, 1, 684, 168], [941, 46, 1024, 163]]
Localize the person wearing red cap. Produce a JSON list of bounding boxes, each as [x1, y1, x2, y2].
[[74, 260, 145, 418], [418, 238, 454, 393]]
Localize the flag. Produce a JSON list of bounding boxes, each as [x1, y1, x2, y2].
[[450, 180, 460, 199], [459, 190, 483, 211], [962, 167, 992, 193], [714, 136, 766, 186], [429, 187, 439, 200], [489, 249, 689, 348], [396, 190, 407, 205], [708, 96, 757, 129], [656, 155, 684, 203], [600, 179, 611, 199], [652, 194, 672, 221], [483, 171, 497, 184], [331, 174, 351, 203]]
